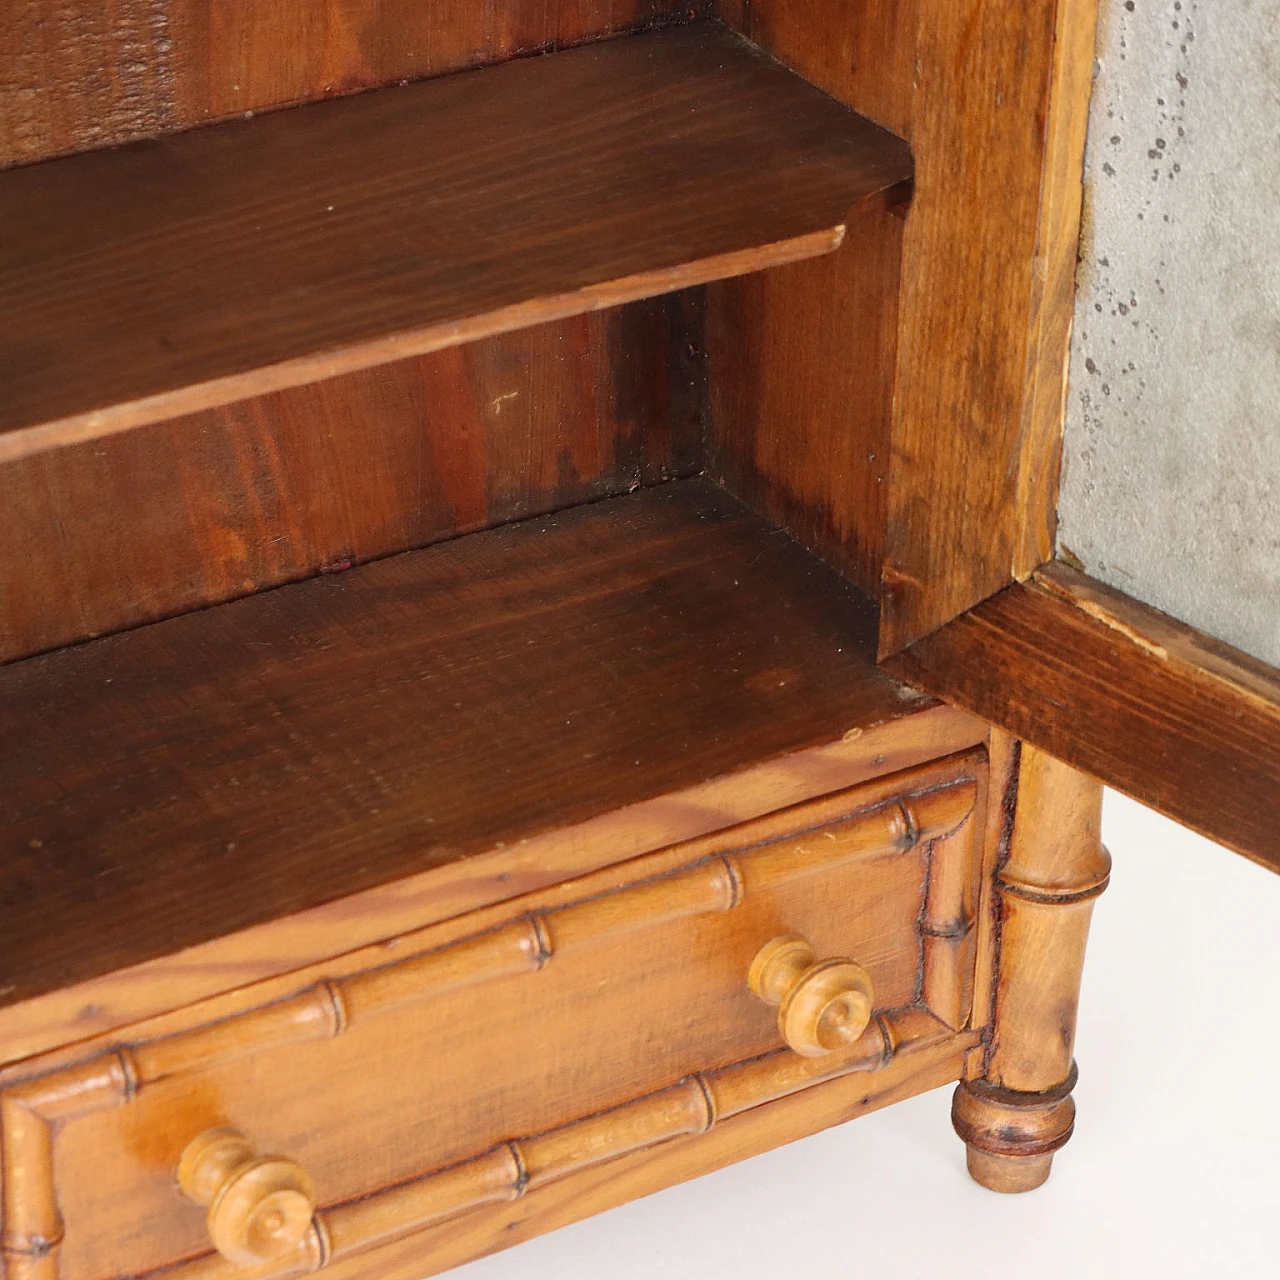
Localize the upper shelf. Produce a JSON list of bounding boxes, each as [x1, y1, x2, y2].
[[0, 23, 911, 464]]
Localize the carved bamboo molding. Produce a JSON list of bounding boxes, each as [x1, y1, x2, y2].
[[155, 1006, 953, 1280], [1, 780, 976, 1280]]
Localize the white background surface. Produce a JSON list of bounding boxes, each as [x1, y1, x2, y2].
[[453, 791, 1280, 1278]]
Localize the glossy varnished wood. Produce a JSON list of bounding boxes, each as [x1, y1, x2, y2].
[[0, 23, 911, 461], [289, 1024, 974, 1280], [0, 294, 704, 665], [0, 479, 968, 1015], [953, 742, 1107, 1193], [888, 561, 1280, 870]]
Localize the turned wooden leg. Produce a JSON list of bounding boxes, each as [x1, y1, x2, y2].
[[953, 743, 1110, 1193]]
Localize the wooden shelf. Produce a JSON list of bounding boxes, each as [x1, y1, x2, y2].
[[0, 23, 910, 464], [0, 480, 967, 1015]]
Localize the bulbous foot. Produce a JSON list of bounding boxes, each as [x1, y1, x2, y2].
[[951, 1066, 1077, 1194]]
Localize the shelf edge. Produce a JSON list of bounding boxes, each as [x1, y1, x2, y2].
[[0, 226, 843, 466]]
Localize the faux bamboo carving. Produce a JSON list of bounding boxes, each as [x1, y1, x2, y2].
[[919, 820, 982, 1029], [0, 780, 976, 1278], [152, 1007, 946, 1280], [952, 745, 1109, 1193]]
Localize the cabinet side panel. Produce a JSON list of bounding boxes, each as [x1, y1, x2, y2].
[[705, 202, 904, 596], [709, 0, 913, 598], [880, 0, 1097, 651], [0, 296, 705, 664], [718, 1, 1096, 647], [0, 1, 708, 169]]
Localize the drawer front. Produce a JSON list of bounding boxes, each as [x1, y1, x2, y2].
[[1, 756, 985, 1280]]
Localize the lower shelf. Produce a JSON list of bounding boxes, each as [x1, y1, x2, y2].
[[0, 479, 982, 1043]]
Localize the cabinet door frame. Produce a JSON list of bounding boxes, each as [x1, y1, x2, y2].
[[861, 0, 1280, 870]]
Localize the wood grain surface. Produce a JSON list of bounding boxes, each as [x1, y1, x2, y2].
[[0, 2, 708, 170], [714, 2, 1098, 647], [0, 717, 986, 1067], [705, 195, 906, 599], [887, 561, 1280, 870], [0, 22, 911, 461], [953, 743, 1107, 1193], [0, 293, 704, 665], [707, 1, 913, 598], [292, 1024, 975, 1280], [0, 479, 954, 1013], [879, 0, 1098, 652], [0, 4, 711, 667], [1, 764, 982, 1280]]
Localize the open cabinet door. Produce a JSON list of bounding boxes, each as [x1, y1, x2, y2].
[[866, 0, 1280, 870]]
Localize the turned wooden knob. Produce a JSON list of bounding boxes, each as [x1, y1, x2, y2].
[[747, 935, 875, 1057], [178, 1127, 316, 1266]]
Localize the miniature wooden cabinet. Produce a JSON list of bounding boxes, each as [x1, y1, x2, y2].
[[0, 3, 1271, 1279]]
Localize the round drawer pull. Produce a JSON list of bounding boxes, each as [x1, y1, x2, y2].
[[178, 1127, 316, 1266], [747, 934, 875, 1057]]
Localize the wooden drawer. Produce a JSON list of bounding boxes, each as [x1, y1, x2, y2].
[[0, 754, 986, 1280]]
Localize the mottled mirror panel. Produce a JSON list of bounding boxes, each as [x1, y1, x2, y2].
[[1058, 0, 1280, 666]]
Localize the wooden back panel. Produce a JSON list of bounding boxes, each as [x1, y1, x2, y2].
[[0, 3, 706, 663], [0, 2, 707, 169], [0, 296, 703, 663]]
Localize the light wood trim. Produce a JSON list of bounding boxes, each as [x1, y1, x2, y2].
[[0, 710, 987, 1067], [0, 1096, 60, 1274], [887, 562, 1280, 871], [147, 1007, 948, 1280], [986, 748, 1109, 1088], [305, 1023, 976, 1280], [964, 732, 1022, 1070], [4, 781, 976, 1108], [920, 819, 982, 1031], [952, 744, 1108, 1192], [0, 777, 978, 1279]]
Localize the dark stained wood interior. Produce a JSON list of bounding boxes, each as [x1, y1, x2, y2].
[[877, 0, 1097, 652], [0, 1, 710, 170], [706, 1, 914, 601], [0, 22, 911, 462], [713, 1, 1094, 651], [0, 293, 705, 665], [0, 479, 945, 1011], [705, 194, 906, 600]]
